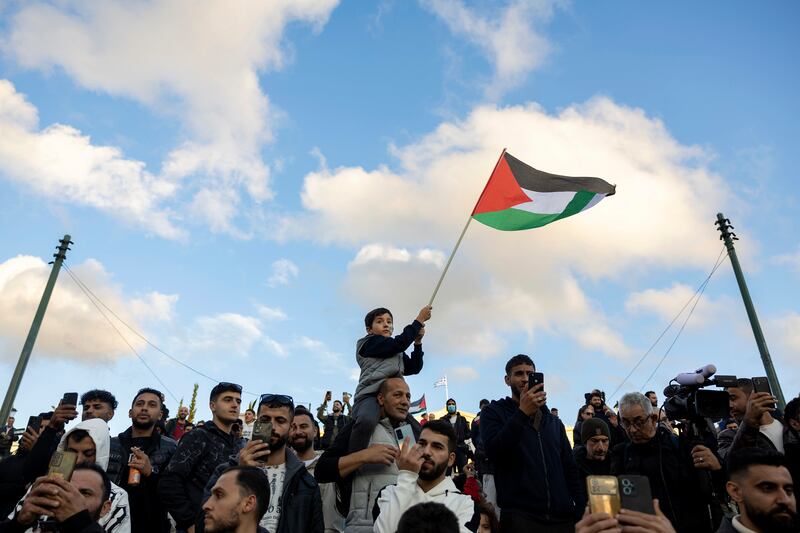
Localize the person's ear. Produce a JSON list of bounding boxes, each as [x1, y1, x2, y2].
[[726, 481, 743, 503], [128, 408, 134, 419], [504, 375, 511, 387], [447, 451, 455, 468], [100, 499, 112, 518], [242, 494, 256, 514], [377, 394, 385, 408]]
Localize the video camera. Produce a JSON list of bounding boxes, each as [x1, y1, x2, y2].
[[662, 364, 737, 422]]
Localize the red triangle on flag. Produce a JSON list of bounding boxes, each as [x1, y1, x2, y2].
[[472, 154, 531, 216]]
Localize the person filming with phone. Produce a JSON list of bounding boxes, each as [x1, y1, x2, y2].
[[480, 354, 584, 532], [203, 393, 322, 533]]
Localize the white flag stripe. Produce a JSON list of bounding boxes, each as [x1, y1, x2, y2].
[[514, 189, 579, 214]]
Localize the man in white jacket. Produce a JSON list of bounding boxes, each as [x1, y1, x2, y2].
[[373, 420, 479, 533]]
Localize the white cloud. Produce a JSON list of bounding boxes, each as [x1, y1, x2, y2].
[[0, 80, 182, 238], [2, 1, 340, 235], [255, 304, 288, 322], [184, 313, 263, 359], [769, 312, 800, 353], [268, 259, 299, 287], [625, 283, 722, 328], [350, 244, 445, 269], [772, 248, 800, 273], [294, 336, 349, 374], [0, 255, 170, 362], [451, 366, 479, 382], [301, 97, 734, 360], [424, 0, 559, 97]]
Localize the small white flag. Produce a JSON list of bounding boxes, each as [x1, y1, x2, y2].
[[434, 376, 448, 388]]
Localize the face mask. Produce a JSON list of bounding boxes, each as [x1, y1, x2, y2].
[[447, 405, 456, 414]]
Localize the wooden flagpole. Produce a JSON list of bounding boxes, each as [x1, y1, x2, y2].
[[427, 148, 507, 306]]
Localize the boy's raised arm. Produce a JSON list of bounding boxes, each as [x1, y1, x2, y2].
[[359, 306, 432, 359]]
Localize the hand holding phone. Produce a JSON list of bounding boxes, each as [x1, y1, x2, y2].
[[61, 392, 78, 406], [527, 372, 544, 391]]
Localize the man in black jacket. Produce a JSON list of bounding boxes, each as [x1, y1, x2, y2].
[[442, 398, 470, 474], [611, 391, 725, 532], [204, 393, 323, 533], [573, 418, 611, 496], [481, 354, 584, 532], [107, 388, 177, 533], [317, 393, 351, 450], [159, 382, 242, 533]]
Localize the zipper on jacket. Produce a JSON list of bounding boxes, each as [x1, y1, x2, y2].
[[537, 429, 551, 519]]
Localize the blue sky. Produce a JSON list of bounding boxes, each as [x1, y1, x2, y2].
[[0, 1, 798, 434]]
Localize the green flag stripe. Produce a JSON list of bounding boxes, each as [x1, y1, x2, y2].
[[472, 191, 598, 231]]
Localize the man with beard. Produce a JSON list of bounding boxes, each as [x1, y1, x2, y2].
[[1, 464, 112, 533], [107, 388, 177, 533], [290, 408, 343, 532], [573, 418, 611, 494], [202, 466, 270, 533], [317, 394, 351, 451], [716, 448, 797, 533], [206, 394, 322, 533], [373, 420, 478, 533], [160, 382, 243, 533], [242, 409, 256, 442], [166, 406, 191, 442]]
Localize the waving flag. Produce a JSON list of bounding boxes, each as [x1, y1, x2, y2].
[[434, 376, 448, 388], [471, 151, 616, 231], [409, 394, 427, 415]]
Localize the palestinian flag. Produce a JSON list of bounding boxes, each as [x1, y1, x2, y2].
[[409, 394, 427, 415], [471, 151, 616, 231]]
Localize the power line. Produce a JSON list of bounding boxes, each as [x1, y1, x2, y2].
[[63, 265, 259, 399], [607, 247, 728, 401], [638, 249, 729, 390], [63, 267, 179, 403]]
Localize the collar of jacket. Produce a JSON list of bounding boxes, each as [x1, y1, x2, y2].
[[117, 427, 162, 451]]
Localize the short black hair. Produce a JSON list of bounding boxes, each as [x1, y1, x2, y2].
[[397, 502, 459, 533], [783, 396, 799, 423], [421, 419, 457, 453], [364, 307, 393, 329], [74, 463, 111, 503], [504, 354, 534, 375], [728, 448, 788, 479], [80, 390, 118, 410], [245, 408, 256, 415], [132, 388, 163, 408], [644, 391, 656, 397], [67, 429, 92, 446], [293, 407, 316, 426], [479, 399, 489, 409], [221, 465, 271, 521], [210, 382, 242, 402]]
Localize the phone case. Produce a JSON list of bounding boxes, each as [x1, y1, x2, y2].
[[587, 476, 620, 516], [48, 450, 78, 481]]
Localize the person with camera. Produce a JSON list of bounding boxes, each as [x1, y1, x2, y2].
[[106, 388, 177, 533], [1, 465, 112, 533], [611, 392, 725, 532], [204, 394, 323, 533], [317, 392, 351, 451], [480, 354, 583, 532]]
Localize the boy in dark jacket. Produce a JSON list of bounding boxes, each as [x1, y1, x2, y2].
[[349, 305, 431, 452], [481, 354, 584, 532], [158, 383, 242, 532]]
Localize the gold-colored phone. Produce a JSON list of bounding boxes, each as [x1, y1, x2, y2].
[[47, 450, 78, 481], [586, 475, 620, 516]]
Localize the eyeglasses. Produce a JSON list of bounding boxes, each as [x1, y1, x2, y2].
[[620, 416, 651, 430], [259, 394, 294, 409]]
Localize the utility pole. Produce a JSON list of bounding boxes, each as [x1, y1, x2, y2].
[[715, 214, 785, 409], [0, 235, 72, 424]]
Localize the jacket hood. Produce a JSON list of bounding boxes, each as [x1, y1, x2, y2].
[[426, 474, 459, 497], [58, 418, 111, 470]]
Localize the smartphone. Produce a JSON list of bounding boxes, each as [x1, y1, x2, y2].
[[752, 377, 776, 408], [528, 372, 544, 391], [251, 421, 272, 445], [587, 475, 620, 516], [325, 390, 332, 401], [61, 392, 79, 406], [47, 450, 78, 481], [27, 415, 42, 433], [394, 424, 416, 447], [619, 475, 654, 514]]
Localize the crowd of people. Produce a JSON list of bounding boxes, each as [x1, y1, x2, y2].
[[0, 303, 798, 533]]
